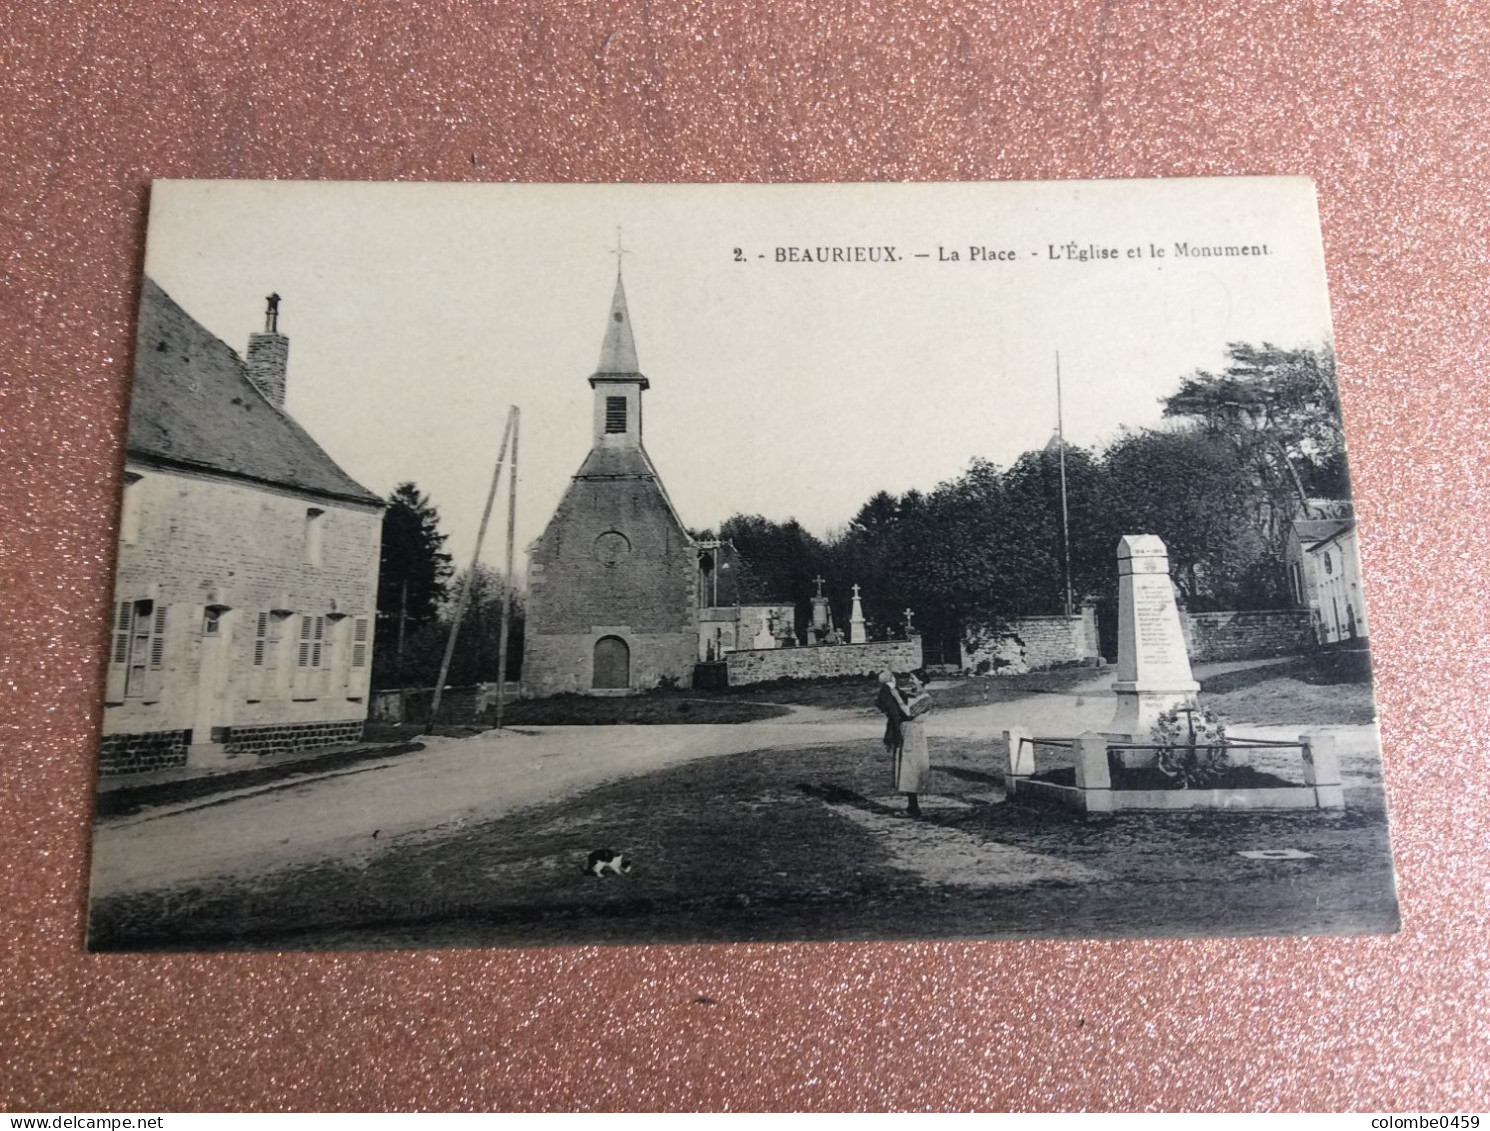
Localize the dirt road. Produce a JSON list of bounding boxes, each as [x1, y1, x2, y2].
[[89, 663, 1380, 900]]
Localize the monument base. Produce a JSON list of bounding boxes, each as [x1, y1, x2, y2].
[[1108, 680, 1201, 764]]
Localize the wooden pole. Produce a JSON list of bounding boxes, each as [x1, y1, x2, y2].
[[494, 407, 520, 730], [1057, 351, 1074, 620], [427, 407, 515, 732]]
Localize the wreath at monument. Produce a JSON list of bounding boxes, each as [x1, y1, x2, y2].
[[1149, 703, 1230, 789]]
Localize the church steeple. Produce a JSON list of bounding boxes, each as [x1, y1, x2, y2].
[[588, 266, 648, 449], [593, 271, 644, 381]]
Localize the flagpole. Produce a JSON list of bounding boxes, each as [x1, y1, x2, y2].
[[1057, 351, 1074, 620]]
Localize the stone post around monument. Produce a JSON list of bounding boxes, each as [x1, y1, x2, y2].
[[1108, 534, 1201, 742], [1003, 726, 1035, 793], [849, 582, 867, 644], [1301, 733, 1344, 809]]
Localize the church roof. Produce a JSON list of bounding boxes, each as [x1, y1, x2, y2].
[[126, 277, 382, 506], [575, 446, 656, 478], [590, 271, 648, 388]]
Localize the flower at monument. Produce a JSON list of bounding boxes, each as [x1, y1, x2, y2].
[[1149, 704, 1230, 789]]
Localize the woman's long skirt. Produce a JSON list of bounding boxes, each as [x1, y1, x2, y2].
[[894, 717, 931, 793]]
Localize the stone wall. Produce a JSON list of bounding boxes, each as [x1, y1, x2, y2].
[[99, 729, 189, 776], [963, 608, 1100, 673], [724, 638, 923, 685], [370, 683, 505, 724], [698, 604, 796, 659], [221, 719, 364, 757], [1182, 609, 1314, 662]]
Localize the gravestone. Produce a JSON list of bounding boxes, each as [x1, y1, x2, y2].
[[849, 583, 867, 644], [809, 575, 830, 644], [752, 613, 775, 650], [1108, 534, 1200, 742]]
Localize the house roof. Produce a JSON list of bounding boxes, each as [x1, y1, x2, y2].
[[126, 278, 382, 506], [1292, 518, 1353, 549]]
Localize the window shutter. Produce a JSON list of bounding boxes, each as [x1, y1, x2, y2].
[[111, 602, 132, 664], [247, 611, 267, 702], [298, 615, 312, 667], [143, 605, 168, 702], [312, 615, 325, 668], [148, 606, 167, 668], [105, 601, 132, 701], [352, 616, 369, 668]]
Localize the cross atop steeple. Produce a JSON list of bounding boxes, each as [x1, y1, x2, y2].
[[609, 226, 629, 277]]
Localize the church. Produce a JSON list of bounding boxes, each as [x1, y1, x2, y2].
[[521, 271, 700, 696]]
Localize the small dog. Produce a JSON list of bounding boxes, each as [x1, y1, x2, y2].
[[583, 848, 632, 877]]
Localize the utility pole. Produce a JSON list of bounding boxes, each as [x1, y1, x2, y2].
[[1057, 351, 1074, 620], [494, 408, 520, 730], [428, 407, 516, 731]]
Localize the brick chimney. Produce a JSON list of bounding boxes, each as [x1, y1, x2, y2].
[[246, 292, 289, 407]]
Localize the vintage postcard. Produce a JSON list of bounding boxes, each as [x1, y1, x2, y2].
[[88, 179, 1398, 950]]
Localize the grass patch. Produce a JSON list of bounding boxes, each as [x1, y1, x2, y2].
[[363, 694, 789, 731], [499, 694, 789, 726], [1200, 647, 1376, 726], [1030, 764, 1299, 790], [1201, 647, 1373, 693]]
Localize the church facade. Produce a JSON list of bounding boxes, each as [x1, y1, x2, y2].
[[522, 273, 699, 696], [102, 280, 383, 774]]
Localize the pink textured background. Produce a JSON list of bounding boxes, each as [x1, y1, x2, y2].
[[2, 0, 1487, 1112]]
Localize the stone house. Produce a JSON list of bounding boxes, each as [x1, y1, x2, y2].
[[1287, 517, 1368, 643], [522, 272, 699, 696], [102, 279, 383, 774]]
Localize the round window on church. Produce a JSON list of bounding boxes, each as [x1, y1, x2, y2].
[[594, 530, 631, 566]]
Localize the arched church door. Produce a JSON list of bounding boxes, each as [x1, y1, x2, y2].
[[593, 635, 630, 689]]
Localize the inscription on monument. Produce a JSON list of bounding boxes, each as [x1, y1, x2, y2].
[[1133, 578, 1180, 667]]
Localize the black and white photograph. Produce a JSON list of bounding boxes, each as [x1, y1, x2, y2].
[[87, 178, 1399, 951]]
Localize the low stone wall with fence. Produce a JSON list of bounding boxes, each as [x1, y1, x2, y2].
[[1182, 609, 1314, 663], [370, 683, 506, 725], [723, 638, 923, 686]]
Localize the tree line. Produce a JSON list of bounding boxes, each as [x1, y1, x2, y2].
[[372, 341, 1346, 683], [697, 342, 1348, 654], [370, 483, 524, 690]]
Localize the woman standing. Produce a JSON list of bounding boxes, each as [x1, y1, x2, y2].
[[895, 674, 933, 818], [875, 671, 932, 818]]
